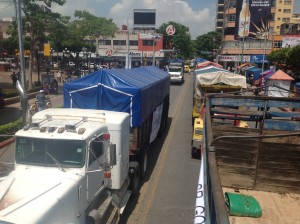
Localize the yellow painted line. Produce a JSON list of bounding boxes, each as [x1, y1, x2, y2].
[[139, 76, 191, 224]]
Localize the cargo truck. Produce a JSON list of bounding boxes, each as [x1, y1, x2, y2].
[[0, 66, 170, 223], [191, 68, 247, 158], [194, 94, 300, 224]]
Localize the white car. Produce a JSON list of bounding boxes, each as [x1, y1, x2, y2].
[[69, 62, 76, 67]]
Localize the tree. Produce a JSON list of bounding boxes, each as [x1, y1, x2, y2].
[[156, 21, 194, 60], [66, 10, 118, 67], [11, 0, 66, 90], [69, 10, 117, 51], [267, 48, 289, 65], [194, 31, 221, 61], [286, 45, 300, 70]]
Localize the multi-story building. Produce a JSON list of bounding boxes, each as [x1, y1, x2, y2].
[[96, 27, 165, 68], [215, 0, 296, 69]]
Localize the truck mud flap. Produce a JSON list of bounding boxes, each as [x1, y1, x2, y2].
[[129, 161, 140, 197]]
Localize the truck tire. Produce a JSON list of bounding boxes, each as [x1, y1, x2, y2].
[[191, 147, 201, 159], [139, 147, 148, 179], [129, 162, 140, 197]]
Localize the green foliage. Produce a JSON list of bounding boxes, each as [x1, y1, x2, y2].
[[0, 119, 23, 142], [194, 31, 221, 61], [156, 21, 194, 59], [267, 48, 289, 65], [67, 10, 118, 52], [286, 45, 300, 69]]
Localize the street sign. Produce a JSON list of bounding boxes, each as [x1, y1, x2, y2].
[[166, 25, 176, 36]]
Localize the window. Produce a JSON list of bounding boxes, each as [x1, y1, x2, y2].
[[284, 0, 292, 4], [129, 40, 138, 46], [227, 14, 236, 22], [89, 137, 104, 165], [283, 9, 291, 13], [270, 13, 275, 21], [142, 40, 156, 46], [274, 41, 282, 48], [99, 40, 111, 45], [113, 40, 126, 46], [227, 0, 236, 8], [278, 9, 281, 12], [282, 18, 290, 22], [15, 137, 86, 168], [277, 17, 281, 21]]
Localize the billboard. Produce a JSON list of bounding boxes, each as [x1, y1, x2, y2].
[[133, 9, 156, 30], [282, 35, 300, 48], [235, 0, 271, 40]]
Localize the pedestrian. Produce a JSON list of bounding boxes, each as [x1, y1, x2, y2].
[[10, 71, 18, 87], [57, 70, 62, 83], [51, 79, 58, 95], [36, 90, 46, 111]]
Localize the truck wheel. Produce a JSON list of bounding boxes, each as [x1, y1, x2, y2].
[[129, 162, 140, 197], [191, 147, 200, 159], [139, 147, 148, 179]]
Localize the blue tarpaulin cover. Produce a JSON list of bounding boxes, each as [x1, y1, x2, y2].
[[246, 67, 262, 80], [64, 66, 170, 127]]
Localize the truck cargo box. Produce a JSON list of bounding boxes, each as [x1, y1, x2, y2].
[[64, 66, 170, 128]]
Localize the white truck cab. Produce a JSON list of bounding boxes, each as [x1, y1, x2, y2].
[[0, 108, 133, 224], [168, 65, 184, 84]]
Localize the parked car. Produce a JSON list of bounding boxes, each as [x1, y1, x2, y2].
[[69, 62, 76, 67]]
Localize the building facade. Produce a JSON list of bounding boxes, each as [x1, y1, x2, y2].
[[215, 0, 296, 69], [96, 28, 166, 68]]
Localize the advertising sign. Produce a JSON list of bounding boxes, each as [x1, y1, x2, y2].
[[282, 35, 300, 48], [235, 0, 271, 40]]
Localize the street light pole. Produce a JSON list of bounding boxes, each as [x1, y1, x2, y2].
[[152, 40, 156, 66]]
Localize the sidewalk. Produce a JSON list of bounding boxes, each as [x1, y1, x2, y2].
[[0, 69, 68, 105]]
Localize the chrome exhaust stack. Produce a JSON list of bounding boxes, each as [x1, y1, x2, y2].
[[16, 80, 31, 126]]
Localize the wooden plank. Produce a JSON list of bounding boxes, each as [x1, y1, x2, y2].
[[219, 171, 254, 189], [269, 111, 300, 118], [211, 108, 264, 117], [267, 99, 300, 109], [264, 119, 300, 131], [211, 97, 266, 108]]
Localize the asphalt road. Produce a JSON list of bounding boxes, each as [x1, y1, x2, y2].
[[121, 73, 199, 224]]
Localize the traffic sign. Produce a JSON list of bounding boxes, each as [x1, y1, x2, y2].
[[166, 25, 176, 36]]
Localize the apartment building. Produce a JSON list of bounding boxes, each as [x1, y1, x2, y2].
[[215, 0, 296, 69]]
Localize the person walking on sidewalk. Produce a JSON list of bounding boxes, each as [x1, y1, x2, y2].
[[56, 70, 62, 83], [10, 71, 18, 87]]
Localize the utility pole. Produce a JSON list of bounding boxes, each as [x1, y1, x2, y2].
[[15, 0, 28, 123]]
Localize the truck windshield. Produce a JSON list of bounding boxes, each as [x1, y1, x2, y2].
[[168, 67, 181, 72], [15, 137, 86, 168]]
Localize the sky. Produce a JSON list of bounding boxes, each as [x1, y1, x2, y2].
[[0, 0, 299, 39], [0, 0, 217, 39]]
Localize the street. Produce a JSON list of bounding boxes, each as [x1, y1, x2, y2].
[[121, 74, 199, 224]]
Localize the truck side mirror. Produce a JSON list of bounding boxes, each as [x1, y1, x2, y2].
[[110, 144, 117, 166]]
